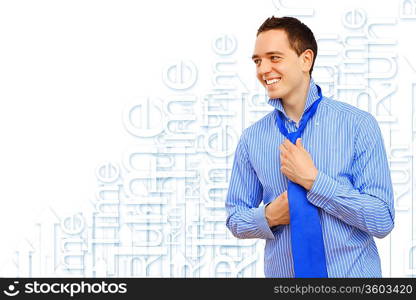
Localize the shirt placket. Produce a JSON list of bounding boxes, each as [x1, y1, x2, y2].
[[285, 118, 298, 133]]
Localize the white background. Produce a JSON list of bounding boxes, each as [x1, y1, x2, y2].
[[0, 0, 414, 277]]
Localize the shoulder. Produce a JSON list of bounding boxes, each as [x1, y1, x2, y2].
[[320, 96, 383, 150], [240, 110, 275, 142], [320, 96, 378, 128]]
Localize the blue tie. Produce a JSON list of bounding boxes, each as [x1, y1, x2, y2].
[[274, 85, 328, 278]]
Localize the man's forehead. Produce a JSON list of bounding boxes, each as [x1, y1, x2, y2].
[[253, 30, 291, 56], [251, 50, 285, 59]]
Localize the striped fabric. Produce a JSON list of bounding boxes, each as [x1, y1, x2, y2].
[[225, 78, 395, 278]]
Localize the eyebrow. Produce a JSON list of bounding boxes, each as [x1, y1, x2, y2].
[[251, 51, 285, 60]]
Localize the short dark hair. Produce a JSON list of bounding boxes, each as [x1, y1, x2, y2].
[[257, 16, 317, 76]]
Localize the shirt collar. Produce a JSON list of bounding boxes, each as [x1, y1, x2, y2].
[[267, 78, 320, 120]]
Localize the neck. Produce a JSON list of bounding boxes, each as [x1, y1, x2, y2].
[[282, 77, 311, 124]]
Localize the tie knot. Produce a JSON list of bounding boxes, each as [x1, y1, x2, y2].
[[287, 132, 299, 144]]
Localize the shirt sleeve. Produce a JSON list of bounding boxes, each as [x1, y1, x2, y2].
[[306, 113, 395, 239], [225, 131, 276, 240]]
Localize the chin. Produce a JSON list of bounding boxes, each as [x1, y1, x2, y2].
[[264, 84, 286, 99], [267, 91, 284, 99]]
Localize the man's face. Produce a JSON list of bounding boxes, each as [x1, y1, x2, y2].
[[252, 29, 310, 100]]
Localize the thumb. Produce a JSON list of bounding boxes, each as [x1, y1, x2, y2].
[[296, 138, 302, 147]]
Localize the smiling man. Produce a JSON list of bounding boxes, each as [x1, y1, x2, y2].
[[225, 16, 395, 278]]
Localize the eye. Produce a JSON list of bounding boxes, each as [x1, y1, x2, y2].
[[271, 55, 281, 61], [253, 59, 260, 65]]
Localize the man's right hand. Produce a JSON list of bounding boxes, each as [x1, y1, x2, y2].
[[265, 190, 290, 227]]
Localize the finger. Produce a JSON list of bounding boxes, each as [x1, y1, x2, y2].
[[280, 147, 287, 158], [296, 138, 302, 148], [280, 146, 289, 160], [280, 140, 289, 152], [284, 138, 297, 151], [280, 150, 291, 164], [281, 165, 290, 176], [283, 160, 294, 171]]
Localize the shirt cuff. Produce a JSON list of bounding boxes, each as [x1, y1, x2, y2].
[[306, 170, 338, 209], [253, 205, 276, 240]]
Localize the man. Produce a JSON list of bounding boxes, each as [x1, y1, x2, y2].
[[225, 16, 394, 278]]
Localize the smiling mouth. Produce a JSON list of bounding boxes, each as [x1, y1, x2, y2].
[[264, 78, 281, 86]]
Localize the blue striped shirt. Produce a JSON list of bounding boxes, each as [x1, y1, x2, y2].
[[225, 78, 395, 278]]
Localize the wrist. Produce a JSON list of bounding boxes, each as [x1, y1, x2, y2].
[[265, 204, 278, 227], [303, 168, 318, 191]]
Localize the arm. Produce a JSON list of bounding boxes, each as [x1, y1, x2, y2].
[[225, 131, 276, 240], [306, 114, 395, 238]]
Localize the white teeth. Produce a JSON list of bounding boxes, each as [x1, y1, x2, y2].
[[266, 78, 281, 85]]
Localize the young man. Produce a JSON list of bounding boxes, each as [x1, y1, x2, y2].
[[225, 16, 395, 278]]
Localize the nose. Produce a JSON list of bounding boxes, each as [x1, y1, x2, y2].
[[257, 59, 272, 76]]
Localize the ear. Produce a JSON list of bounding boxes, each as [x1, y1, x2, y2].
[[301, 49, 314, 74]]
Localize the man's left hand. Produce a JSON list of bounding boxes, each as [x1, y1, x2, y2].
[[279, 138, 318, 191]]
